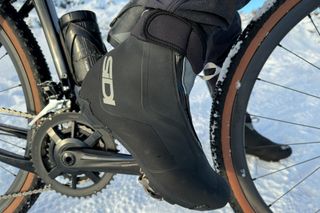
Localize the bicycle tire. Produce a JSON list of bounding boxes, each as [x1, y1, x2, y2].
[[0, 3, 51, 213], [211, 0, 320, 212]]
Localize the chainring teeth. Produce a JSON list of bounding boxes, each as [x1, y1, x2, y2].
[[31, 112, 117, 197]]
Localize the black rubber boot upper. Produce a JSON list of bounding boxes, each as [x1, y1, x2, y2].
[[245, 120, 292, 162], [79, 33, 230, 210]]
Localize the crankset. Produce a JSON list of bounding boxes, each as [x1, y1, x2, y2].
[[30, 112, 140, 197]]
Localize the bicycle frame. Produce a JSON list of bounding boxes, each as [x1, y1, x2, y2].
[[0, 0, 141, 176], [33, 0, 70, 82], [13, 0, 75, 93]]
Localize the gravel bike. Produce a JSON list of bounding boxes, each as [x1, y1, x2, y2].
[[0, 0, 318, 212]]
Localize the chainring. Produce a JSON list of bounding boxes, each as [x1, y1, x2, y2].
[[31, 112, 117, 197]]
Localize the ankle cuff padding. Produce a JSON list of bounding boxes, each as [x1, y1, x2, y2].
[[132, 10, 205, 74]]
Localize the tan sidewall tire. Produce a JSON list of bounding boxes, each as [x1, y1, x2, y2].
[[220, 0, 301, 212], [0, 15, 42, 213]]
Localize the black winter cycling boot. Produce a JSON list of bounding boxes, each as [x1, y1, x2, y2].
[[204, 66, 292, 162], [79, 11, 229, 211], [245, 117, 292, 162]]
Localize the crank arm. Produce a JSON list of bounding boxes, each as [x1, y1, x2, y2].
[[62, 149, 140, 175], [0, 148, 34, 172]]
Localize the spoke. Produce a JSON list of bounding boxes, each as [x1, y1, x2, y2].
[[308, 14, 320, 37], [0, 52, 8, 60], [258, 78, 320, 100], [282, 141, 320, 146], [278, 44, 320, 71], [251, 114, 320, 131], [246, 141, 320, 149], [85, 172, 101, 183], [0, 83, 22, 93], [48, 167, 62, 179], [47, 128, 62, 144], [84, 131, 101, 147], [0, 164, 16, 176], [71, 175, 77, 189], [269, 166, 320, 207], [253, 155, 320, 180], [0, 138, 25, 150]]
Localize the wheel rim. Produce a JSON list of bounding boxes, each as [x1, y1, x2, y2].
[[221, 1, 320, 212], [0, 17, 40, 211]]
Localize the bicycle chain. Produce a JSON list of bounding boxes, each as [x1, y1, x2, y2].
[[0, 107, 35, 119], [0, 185, 52, 201], [0, 107, 51, 200]]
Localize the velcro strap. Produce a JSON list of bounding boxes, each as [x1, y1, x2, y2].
[[132, 10, 206, 74]]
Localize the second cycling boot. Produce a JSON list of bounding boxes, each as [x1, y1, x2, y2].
[[79, 10, 230, 210], [245, 116, 292, 162], [204, 65, 292, 162]]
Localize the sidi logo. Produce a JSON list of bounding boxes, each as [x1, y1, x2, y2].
[[102, 56, 116, 106]]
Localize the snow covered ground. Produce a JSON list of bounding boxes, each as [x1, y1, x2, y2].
[[0, 1, 319, 212]]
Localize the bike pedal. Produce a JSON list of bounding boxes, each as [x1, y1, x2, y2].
[[138, 173, 163, 200]]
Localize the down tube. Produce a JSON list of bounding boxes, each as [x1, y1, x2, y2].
[[33, 0, 70, 84]]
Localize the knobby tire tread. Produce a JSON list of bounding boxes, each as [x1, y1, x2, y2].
[[210, 0, 290, 212], [0, 3, 51, 213]]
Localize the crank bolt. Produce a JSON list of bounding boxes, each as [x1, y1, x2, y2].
[[62, 152, 76, 166]]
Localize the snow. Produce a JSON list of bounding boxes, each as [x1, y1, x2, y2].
[[0, 1, 319, 213], [217, 40, 243, 83], [252, 0, 278, 21], [235, 80, 241, 90]]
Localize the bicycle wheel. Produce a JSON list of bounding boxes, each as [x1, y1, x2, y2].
[[212, 0, 320, 212], [0, 3, 51, 213]]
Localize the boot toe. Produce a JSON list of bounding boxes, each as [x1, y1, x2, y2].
[[245, 125, 293, 162]]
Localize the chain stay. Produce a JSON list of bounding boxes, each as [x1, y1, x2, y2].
[[0, 103, 69, 200], [0, 107, 51, 200]]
